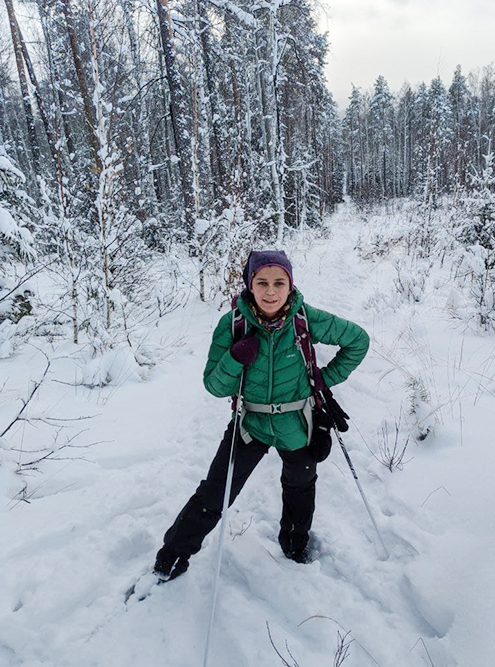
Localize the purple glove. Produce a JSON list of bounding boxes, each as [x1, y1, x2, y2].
[[231, 333, 259, 365]]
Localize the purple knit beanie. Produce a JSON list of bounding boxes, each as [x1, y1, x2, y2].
[[242, 250, 294, 290]]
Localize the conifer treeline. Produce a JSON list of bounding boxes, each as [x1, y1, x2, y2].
[[343, 68, 495, 206]]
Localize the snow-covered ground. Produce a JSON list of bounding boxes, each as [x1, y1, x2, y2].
[[1, 203, 494, 667]]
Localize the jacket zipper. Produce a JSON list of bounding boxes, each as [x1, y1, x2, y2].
[[267, 333, 275, 436]]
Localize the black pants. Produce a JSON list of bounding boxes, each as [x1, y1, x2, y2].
[[162, 421, 317, 556]]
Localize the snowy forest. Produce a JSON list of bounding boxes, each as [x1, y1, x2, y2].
[[1, 0, 495, 333], [2, 0, 495, 666]]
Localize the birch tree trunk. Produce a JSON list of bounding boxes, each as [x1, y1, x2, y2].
[[267, 4, 286, 243], [87, 0, 115, 330], [254, 6, 285, 242], [192, 0, 205, 299]]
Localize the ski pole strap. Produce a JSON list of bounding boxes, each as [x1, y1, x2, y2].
[[232, 304, 247, 340]]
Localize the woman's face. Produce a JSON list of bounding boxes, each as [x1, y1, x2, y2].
[[251, 266, 291, 317]]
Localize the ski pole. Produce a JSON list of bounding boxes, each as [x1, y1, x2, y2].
[[203, 368, 246, 667], [334, 429, 389, 560]]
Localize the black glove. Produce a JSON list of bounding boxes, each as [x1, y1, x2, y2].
[[321, 387, 349, 432], [308, 408, 332, 462]]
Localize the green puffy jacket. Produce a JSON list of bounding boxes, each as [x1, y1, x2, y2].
[[203, 289, 370, 451]]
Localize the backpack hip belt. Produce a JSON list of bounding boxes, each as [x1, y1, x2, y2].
[[244, 397, 313, 414], [240, 396, 315, 445]]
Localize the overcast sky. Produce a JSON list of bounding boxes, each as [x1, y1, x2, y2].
[[318, 0, 495, 110]]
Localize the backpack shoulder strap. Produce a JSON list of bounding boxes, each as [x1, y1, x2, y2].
[[294, 304, 314, 378], [293, 305, 325, 396]]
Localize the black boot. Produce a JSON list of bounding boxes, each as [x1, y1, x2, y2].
[[154, 545, 190, 581], [279, 530, 312, 564]]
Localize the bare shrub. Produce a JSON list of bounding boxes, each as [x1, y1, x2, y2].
[[375, 414, 411, 472]]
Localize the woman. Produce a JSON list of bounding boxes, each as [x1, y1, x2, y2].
[[154, 250, 370, 580]]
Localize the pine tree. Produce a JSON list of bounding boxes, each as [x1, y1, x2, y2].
[[424, 77, 453, 207], [411, 82, 430, 196], [464, 140, 495, 259], [449, 65, 473, 198], [343, 86, 366, 200], [369, 75, 395, 199], [395, 84, 415, 196]]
